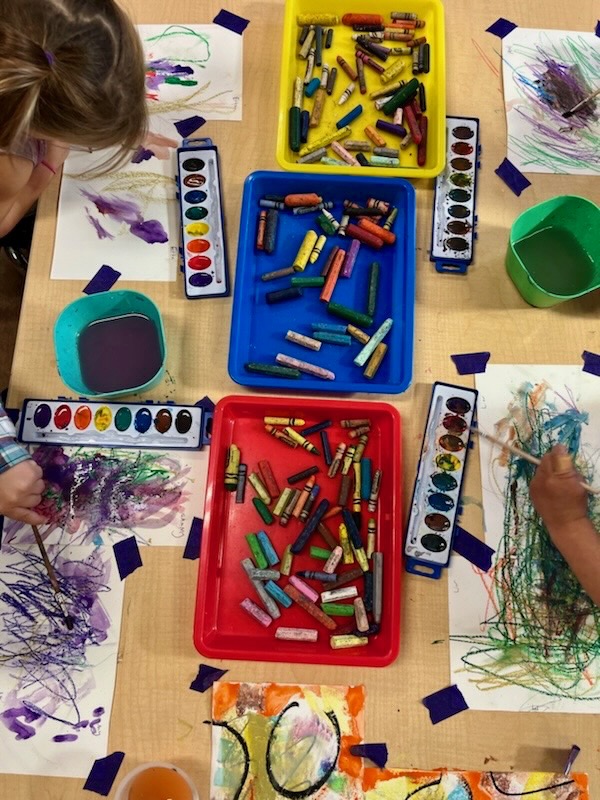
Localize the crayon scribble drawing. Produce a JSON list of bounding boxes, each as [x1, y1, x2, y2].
[[3, 445, 207, 548], [0, 543, 124, 778], [51, 24, 243, 281], [362, 767, 590, 799], [210, 682, 365, 800], [502, 29, 600, 175], [449, 366, 600, 713]]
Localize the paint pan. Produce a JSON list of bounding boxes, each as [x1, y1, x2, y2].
[[177, 137, 230, 299], [405, 381, 477, 579], [18, 399, 210, 450], [430, 116, 480, 275]]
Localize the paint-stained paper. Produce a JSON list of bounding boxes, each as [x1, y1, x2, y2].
[[502, 28, 600, 175], [362, 767, 590, 799], [2, 445, 208, 548], [51, 24, 243, 281], [449, 365, 600, 713], [210, 682, 365, 800], [0, 544, 124, 777]]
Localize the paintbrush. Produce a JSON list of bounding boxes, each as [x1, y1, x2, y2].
[[469, 427, 600, 495], [31, 525, 75, 630], [562, 87, 600, 118]]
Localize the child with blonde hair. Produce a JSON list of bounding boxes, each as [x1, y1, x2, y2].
[[0, 0, 148, 522], [0, 0, 148, 237]]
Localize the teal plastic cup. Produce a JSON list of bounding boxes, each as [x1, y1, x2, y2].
[[506, 195, 600, 307], [54, 290, 166, 398]]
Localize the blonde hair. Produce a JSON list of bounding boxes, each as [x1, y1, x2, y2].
[[0, 0, 147, 170]]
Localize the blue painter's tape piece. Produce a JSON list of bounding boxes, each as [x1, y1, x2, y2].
[[113, 537, 142, 580], [184, 517, 203, 560], [213, 9, 250, 35], [450, 351, 490, 375], [131, 147, 154, 164], [83, 265, 121, 295], [582, 350, 600, 376], [485, 18, 518, 38], [595, 20, 600, 37], [453, 525, 494, 572], [83, 751, 125, 795], [175, 115, 206, 138], [190, 663, 228, 693], [494, 158, 531, 196], [422, 684, 469, 724], [196, 396, 216, 413], [349, 743, 389, 768]]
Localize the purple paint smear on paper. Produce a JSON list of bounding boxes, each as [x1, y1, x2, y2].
[[85, 208, 114, 240], [3, 446, 193, 547], [146, 59, 196, 94], [131, 147, 155, 164], [82, 190, 168, 245], [0, 545, 113, 743]]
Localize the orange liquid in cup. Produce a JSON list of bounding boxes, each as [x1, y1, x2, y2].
[[128, 766, 194, 800]]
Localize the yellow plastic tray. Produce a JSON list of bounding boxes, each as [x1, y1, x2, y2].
[[276, 0, 446, 179]]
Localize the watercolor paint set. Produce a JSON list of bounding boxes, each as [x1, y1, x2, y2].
[[430, 116, 480, 274], [404, 382, 477, 578], [195, 394, 403, 667], [176, 137, 230, 299], [18, 399, 210, 450]]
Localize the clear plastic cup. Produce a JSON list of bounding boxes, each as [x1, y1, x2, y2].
[[113, 762, 199, 800]]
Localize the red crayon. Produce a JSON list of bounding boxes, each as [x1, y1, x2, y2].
[[358, 217, 396, 245], [346, 223, 384, 249], [417, 115, 428, 167], [320, 248, 345, 302], [403, 103, 422, 145], [342, 13, 384, 26]]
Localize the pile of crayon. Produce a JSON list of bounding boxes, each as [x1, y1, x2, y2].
[[224, 416, 384, 650], [246, 191, 396, 382], [289, 11, 429, 167]]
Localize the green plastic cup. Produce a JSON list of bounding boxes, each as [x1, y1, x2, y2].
[[506, 195, 600, 307]]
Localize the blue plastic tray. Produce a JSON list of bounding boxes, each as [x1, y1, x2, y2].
[[228, 171, 416, 394]]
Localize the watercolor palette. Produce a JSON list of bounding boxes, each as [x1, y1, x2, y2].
[[18, 399, 208, 450], [430, 116, 480, 274], [404, 382, 477, 578], [176, 137, 230, 299], [195, 394, 403, 667]]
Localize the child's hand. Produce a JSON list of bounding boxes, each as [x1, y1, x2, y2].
[[0, 460, 46, 525], [529, 444, 588, 533]]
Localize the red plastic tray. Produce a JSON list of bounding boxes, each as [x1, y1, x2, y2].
[[194, 394, 402, 666]]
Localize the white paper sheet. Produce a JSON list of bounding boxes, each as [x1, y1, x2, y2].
[[449, 365, 600, 713], [2, 445, 208, 547], [502, 28, 600, 175], [51, 24, 243, 281], [0, 543, 124, 777]]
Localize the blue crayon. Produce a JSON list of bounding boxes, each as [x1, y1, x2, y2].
[[363, 571, 374, 612], [300, 110, 310, 143], [301, 420, 332, 436], [312, 332, 352, 345], [311, 322, 347, 334], [342, 508, 364, 550], [361, 458, 372, 500], [336, 104, 363, 129], [257, 530, 279, 566], [305, 77, 321, 98], [291, 499, 330, 554], [320, 429, 332, 466], [297, 570, 337, 583], [265, 580, 293, 608]]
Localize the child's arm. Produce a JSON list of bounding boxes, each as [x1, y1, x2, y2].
[[0, 143, 68, 237], [529, 444, 600, 605], [0, 404, 46, 525]]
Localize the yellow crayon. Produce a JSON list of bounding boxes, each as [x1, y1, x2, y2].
[[284, 426, 320, 455], [264, 417, 305, 426], [339, 523, 354, 564], [293, 230, 318, 272], [224, 444, 240, 490], [298, 126, 351, 156], [380, 58, 405, 84]]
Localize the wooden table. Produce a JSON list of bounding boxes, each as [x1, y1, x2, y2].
[[4, 0, 600, 796]]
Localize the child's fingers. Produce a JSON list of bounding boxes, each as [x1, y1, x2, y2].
[[550, 444, 577, 476], [11, 508, 47, 525]]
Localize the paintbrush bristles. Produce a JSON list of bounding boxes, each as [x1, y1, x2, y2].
[[470, 426, 599, 495]]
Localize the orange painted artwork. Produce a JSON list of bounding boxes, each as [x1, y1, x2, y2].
[[362, 767, 590, 799], [209, 682, 365, 799]]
